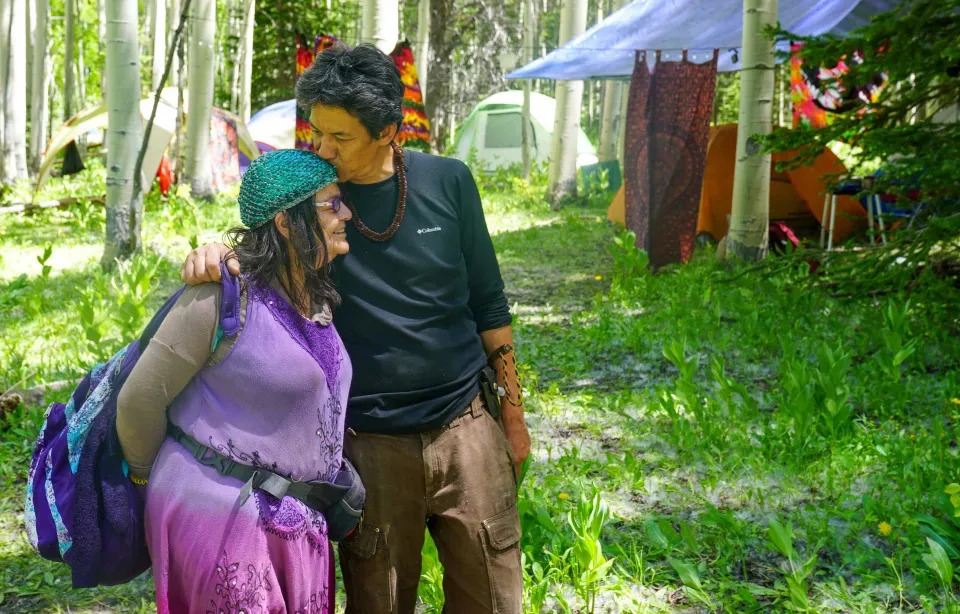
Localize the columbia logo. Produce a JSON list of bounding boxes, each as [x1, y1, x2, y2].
[[417, 227, 441, 235]]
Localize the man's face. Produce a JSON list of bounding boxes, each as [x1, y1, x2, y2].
[[309, 105, 382, 183]]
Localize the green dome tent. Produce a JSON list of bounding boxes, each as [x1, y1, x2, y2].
[[451, 90, 598, 172]]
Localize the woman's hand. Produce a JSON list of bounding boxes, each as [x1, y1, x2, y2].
[[180, 243, 237, 284]]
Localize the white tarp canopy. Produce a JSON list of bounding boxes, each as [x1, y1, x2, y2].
[[506, 0, 900, 79]]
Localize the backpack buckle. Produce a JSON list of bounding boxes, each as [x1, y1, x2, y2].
[[193, 445, 236, 476]]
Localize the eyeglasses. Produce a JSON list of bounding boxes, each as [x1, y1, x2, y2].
[[315, 194, 344, 213]]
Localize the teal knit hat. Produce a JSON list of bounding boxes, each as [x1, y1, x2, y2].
[[238, 149, 339, 228]]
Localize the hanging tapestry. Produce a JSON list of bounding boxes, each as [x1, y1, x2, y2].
[[295, 34, 341, 151], [791, 42, 887, 129], [209, 108, 241, 191], [624, 50, 718, 270], [389, 41, 431, 151]]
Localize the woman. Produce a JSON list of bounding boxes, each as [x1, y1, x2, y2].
[[116, 149, 353, 614]]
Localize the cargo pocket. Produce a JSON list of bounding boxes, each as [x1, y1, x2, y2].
[[480, 504, 523, 614], [339, 525, 393, 613]]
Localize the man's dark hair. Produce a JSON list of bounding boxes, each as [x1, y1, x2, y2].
[[295, 43, 404, 140], [225, 198, 340, 313]]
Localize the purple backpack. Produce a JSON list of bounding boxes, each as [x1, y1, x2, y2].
[[24, 267, 240, 587]]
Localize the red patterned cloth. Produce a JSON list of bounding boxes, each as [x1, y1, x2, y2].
[[624, 50, 717, 269], [296, 35, 340, 151], [389, 41, 431, 151], [209, 108, 241, 191]]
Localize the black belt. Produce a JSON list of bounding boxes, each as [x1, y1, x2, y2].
[[168, 424, 365, 541]]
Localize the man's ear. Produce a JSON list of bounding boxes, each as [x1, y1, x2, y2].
[[273, 211, 291, 240], [377, 123, 399, 146]]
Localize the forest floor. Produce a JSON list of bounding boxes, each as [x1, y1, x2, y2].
[[1, 165, 959, 613]]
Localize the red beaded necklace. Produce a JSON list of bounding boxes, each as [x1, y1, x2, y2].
[[339, 142, 407, 242]]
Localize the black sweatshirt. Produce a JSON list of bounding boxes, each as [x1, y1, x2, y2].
[[331, 150, 511, 434]]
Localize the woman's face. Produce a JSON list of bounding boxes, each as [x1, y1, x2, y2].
[[314, 183, 352, 262]]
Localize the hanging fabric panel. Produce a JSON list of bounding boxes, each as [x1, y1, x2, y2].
[[389, 41, 431, 151], [624, 50, 718, 269], [295, 34, 340, 151]]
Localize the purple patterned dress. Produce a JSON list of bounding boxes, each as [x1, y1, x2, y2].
[[144, 282, 351, 614]]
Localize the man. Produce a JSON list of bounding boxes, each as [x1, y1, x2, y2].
[[181, 43, 530, 614]]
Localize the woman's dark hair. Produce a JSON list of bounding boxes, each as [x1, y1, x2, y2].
[[295, 43, 404, 140], [225, 198, 340, 312]]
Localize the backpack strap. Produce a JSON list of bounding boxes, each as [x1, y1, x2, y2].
[[210, 262, 243, 353], [218, 261, 241, 337]]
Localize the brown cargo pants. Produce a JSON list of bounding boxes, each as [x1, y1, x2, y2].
[[339, 394, 523, 614]]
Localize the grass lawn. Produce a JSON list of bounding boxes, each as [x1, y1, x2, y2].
[[1, 165, 959, 613]]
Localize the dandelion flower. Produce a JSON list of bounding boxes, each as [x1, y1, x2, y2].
[[878, 521, 892, 536], [594, 275, 603, 281], [558, 492, 570, 500], [950, 398, 960, 405]]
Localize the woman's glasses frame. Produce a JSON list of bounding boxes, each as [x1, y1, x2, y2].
[[315, 194, 344, 213]]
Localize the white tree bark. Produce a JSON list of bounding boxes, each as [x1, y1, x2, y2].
[[362, 0, 398, 54], [29, 0, 50, 175], [597, 0, 626, 163], [546, 0, 587, 205], [168, 0, 181, 79], [0, 0, 10, 176], [151, 0, 167, 91], [415, 0, 429, 104], [727, 0, 778, 261], [102, 0, 143, 265], [521, 0, 535, 179], [2, 0, 28, 181], [64, 0, 75, 117], [97, 0, 106, 95], [184, 0, 215, 198], [237, 0, 254, 122]]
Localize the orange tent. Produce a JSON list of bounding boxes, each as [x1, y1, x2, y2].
[[608, 123, 867, 242]]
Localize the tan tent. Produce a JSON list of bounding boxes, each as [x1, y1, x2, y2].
[[36, 88, 259, 192], [608, 123, 867, 242]]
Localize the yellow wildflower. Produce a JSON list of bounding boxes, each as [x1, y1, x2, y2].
[[878, 521, 893, 536], [950, 398, 960, 405], [558, 492, 570, 500], [594, 275, 603, 281]]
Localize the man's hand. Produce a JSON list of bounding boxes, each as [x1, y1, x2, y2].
[[501, 402, 530, 478], [180, 243, 237, 284]]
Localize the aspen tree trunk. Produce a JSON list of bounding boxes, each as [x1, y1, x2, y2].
[[184, 0, 215, 198], [64, 0, 75, 117], [237, 0, 254, 122], [76, 12, 86, 108], [229, 0, 240, 113], [546, 0, 587, 206], [726, 0, 778, 261], [415, 0, 429, 105], [597, 0, 625, 163], [102, 0, 143, 266], [362, 0, 398, 54], [2, 0, 28, 181], [0, 0, 8, 160], [521, 0, 534, 179], [29, 0, 50, 175], [617, 82, 627, 163], [98, 0, 106, 93], [169, 0, 181, 79], [151, 0, 167, 91]]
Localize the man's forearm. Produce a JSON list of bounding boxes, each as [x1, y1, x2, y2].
[[479, 325, 523, 415], [479, 325, 530, 472]]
